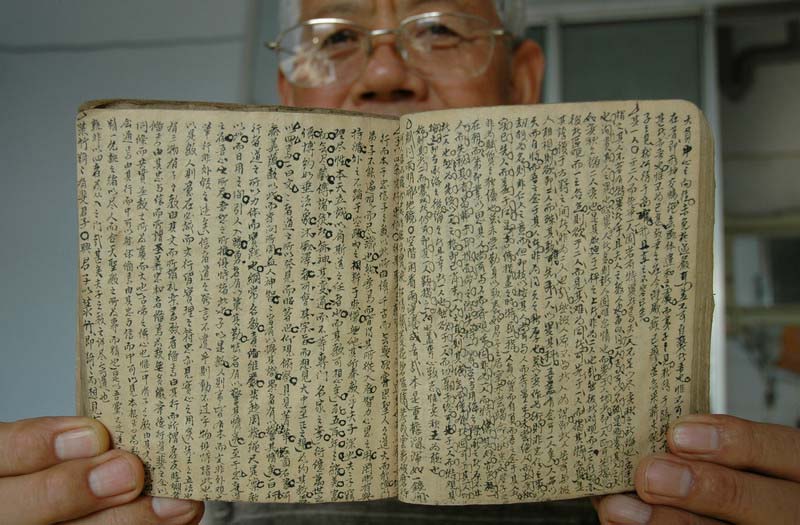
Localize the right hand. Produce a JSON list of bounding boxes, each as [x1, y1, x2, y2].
[[0, 416, 204, 524]]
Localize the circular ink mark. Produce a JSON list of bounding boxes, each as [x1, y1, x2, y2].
[[240, 135, 249, 143], [240, 240, 248, 249], [323, 433, 331, 442], [272, 468, 282, 476], [223, 309, 232, 317], [327, 132, 336, 140], [274, 194, 283, 203], [80, 231, 89, 241], [327, 175, 336, 184], [326, 158, 335, 167], [289, 326, 299, 334], [256, 379, 265, 388], [257, 265, 264, 273], [271, 295, 280, 304], [324, 230, 333, 239], [289, 376, 298, 385], [309, 217, 317, 225], [344, 213, 352, 220], [275, 373, 282, 380], [336, 467, 345, 476], [240, 335, 248, 343], [355, 448, 363, 457], [225, 134, 234, 142], [339, 310, 348, 318], [287, 480, 295, 487], [276, 160, 284, 169], [340, 392, 348, 400], [292, 152, 300, 161], [257, 324, 265, 332], [304, 442, 313, 450], [327, 145, 336, 154], [288, 435, 296, 443], [242, 195, 250, 204], [337, 440, 345, 448], [222, 192, 232, 199], [224, 249, 235, 257]]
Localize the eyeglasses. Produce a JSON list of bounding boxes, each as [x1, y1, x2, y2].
[[267, 11, 510, 88]]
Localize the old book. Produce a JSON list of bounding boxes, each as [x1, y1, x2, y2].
[[76, 99, 714, 505]]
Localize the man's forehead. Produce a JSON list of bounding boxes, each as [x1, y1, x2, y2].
[[299, 0, 492, 20]]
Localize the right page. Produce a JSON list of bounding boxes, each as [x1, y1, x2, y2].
[[396, 100, 714, 505]]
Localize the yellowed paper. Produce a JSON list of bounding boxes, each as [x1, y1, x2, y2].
[[77, 100, 713, 506], [77, 105, 400, 503], [396, 100, 714, 504]]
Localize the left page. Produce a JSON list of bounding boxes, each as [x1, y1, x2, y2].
[[76, 101, 400, 503]]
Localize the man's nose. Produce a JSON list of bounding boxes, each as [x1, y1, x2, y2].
[[353, 37, 426, 102]]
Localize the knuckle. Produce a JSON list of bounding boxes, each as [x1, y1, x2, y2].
[[702, 466, 748, 516], [42, 465, 83, 509], [727, 418, 761, 467], [6, 420, 51, 468], [652, 512, 692, 525]]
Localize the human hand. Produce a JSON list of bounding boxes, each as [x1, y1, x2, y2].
[[0, 416, 204, 524], [593, 414, 800, 524]]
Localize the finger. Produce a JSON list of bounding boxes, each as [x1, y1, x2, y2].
[[595, 494, 726, 524], [63, 496, 204, 525], [0, 416, 110, 476], [0, 449, 143, 525], [667, 414, 800, 483], [635, 453, 800, 524]]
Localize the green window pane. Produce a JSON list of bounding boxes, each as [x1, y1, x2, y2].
[[562, 17, 702, 105], [525, 25, 547, 102]]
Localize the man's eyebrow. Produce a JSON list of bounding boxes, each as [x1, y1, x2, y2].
[[305, 1, 373, 20], [398, 0, 472, 14]]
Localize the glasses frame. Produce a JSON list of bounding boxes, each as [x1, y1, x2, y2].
[[266, 11, 511, 87]]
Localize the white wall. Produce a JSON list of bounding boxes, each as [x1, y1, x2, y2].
[[720, 17, 800, 426], [0, 0, 279, 422]]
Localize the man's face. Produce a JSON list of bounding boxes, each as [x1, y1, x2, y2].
[[278, 0, 544, 116]]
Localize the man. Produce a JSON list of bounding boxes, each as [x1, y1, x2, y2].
[[1, 1, 797, 524]]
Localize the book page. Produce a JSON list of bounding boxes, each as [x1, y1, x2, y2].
[[76, 103, 400, 503], [397, 100, 713, 504]]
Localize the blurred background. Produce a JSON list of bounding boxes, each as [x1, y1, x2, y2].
[[1, 0, 798, 428]]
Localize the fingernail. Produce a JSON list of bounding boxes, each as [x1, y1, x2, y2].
[[645, 459, 693, 498], [152, 497, 196, 519], [89, 457, 136, 498], [604, 494, 652, 524], [55, 427, 99, 460], [673, 423, 719, 453]]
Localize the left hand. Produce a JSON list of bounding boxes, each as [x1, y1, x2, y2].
[[592, 414, 800, 524]]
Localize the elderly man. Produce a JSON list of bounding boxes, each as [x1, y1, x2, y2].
[[1, 1, 798, 524]]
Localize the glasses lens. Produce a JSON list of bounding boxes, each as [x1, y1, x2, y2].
[[278, 21, 367, 88], [402, 13, 496, 81]]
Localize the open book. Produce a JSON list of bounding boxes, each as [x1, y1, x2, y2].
[[76, 99, 714, 505]]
